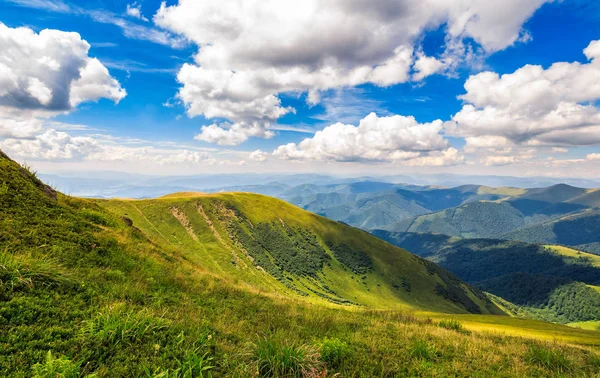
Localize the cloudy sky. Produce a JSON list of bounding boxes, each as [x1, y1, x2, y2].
[[1, 0, 600, 178]]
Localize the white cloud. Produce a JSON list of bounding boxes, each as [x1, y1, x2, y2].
[[70, 58, 126, 107], [403, 148, 465, 167], [447, 40, 600, 146], [0, 118, 44, 139], [155, 0, 548, 144], [249, 149, 269, 162], [126, 2, 148, 21], [480, 155, 533, 166], [0, 23, 125, 115], [194, 122, 275, 146], [587, 153, 600, 161], [412, 53, 446, 81], [273, 112, 448, 162], [0, 129, 101, 160]]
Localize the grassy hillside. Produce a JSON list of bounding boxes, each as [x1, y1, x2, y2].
[[98, 192, 497, 314], [3, 150, 600, 377], [372, 231, 600, 324]]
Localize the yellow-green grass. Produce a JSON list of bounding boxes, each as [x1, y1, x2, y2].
[[546, 245, 600, 267], [569, 321, 600, 332], [477, 186, 527, 197], [95, 193, 600, 348], [423, 313, 600, 346], [97, 192, 498, 315]]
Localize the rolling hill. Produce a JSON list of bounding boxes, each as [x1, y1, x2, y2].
[[372, 231, 600, 324], [502, 209, 600, 254], [3, 149, 600, 376]]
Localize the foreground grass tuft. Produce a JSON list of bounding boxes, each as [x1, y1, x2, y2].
[[251, 335, 324, 377], [526, 343, 572, 373], [318, 338, 353, 369]]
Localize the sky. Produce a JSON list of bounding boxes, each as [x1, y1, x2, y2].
[[0, 0, 599, 178]]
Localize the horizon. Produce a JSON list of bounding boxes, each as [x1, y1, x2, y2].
[[0, 1, 599, 178]]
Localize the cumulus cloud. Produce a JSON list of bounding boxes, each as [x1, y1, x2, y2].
[[587, 153, 600, 161], [194, 122, 275, 146], [249, 149, 269, 162], [447, 39, 600, 146], [273, 112, 449, 163], [0, 23, 131, 164], [0, 118, 44, 139], [0, 23, 125, 116], [155, 0, 548, 144], [0, 129, 101, 160]]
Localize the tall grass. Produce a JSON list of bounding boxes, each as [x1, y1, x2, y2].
[[81, 305, 169, 347], [251, 334, 324, 377], [31, 351, 82, 378], [525, 343, 572, 373], [0, 249, 73, 292]]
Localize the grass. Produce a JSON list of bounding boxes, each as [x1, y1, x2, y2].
[[250, 335, 323, 377], [438, 319, 468, 333], [546, 244, 600, 267], [525, 343, 572, 373], [2, 151, 600, 376]]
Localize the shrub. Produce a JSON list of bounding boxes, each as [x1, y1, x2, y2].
[[319, 338, 352, 369], [251, 335, 323, 377], [525, 343, 571, 373]]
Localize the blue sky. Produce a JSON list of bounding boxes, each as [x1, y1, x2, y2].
[[0, 0, 599, 177]]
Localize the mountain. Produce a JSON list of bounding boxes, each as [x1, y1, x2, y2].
[[502, 209, 600, 254], [40, 172, 600, 199], [372, 231, 600, 324], [382, 186, 595, 239]]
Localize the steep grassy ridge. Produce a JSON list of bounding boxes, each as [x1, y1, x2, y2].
[[98, 192, 498, 314]]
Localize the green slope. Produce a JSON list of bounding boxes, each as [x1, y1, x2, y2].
[[502, 209, 600, 254], [97, 192, 499, 315], [372, 231, 600, 324], [3, 150, 600, 377]]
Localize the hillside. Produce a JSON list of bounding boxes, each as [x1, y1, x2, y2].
[[502, 210, 600, 254], [372, 231, 600, 324], [98, 192, 496, 314], [3, 150, 600, 377], [383, 194, 592, 238]]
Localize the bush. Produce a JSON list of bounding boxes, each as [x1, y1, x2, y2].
[[319, 338, 352, 369], [251, 335, 323, 377]]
